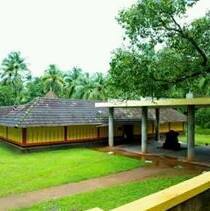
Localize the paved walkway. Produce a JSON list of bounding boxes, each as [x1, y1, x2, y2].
[[0, 167, 168, 210]]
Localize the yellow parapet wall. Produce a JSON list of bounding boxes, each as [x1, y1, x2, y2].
[[112, 172, 210, 211]]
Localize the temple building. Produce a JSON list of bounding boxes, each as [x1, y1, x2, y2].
[[0, 92, 186, 147]]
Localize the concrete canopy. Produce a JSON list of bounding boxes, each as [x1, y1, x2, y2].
[[95, 97, 210, 162], [95, 97, 210, 108]]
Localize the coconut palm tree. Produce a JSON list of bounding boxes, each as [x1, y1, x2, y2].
[[64, 67, 83, 98], [42, 64, 64, 95], [76, 72, 107, 100], [90, 72, 107, 100], [1, 51, 30, 104]]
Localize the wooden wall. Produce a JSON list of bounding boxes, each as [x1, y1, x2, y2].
[[99, 126, 108, 138], [134, 122, 176, 135], [0, 126, 22, 144], [67, 125, 97, 141], [170, 122, 185, 132], [0, 122, 185, 146], [27, 127, 64, 144], [8, 127, 22, 143], [0, 126, 6, 138]]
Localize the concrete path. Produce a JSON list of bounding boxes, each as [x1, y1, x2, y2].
[[0, 167, 167, 210]]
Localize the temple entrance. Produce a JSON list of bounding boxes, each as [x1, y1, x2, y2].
[[123, 125, 134, 143]]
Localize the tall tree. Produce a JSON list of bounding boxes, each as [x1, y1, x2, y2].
[[64, 67, 83, 98], [0, 84, 16, 106], [109, 0, 210, 98], [1, 51, 30, 104], [75, 72, 107, 100], [90, 72, 107, 100], [42, 64, 64, 95], [25, 77, 45, 102]]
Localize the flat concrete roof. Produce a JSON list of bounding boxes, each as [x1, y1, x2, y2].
[[95, 97, 210, 108]]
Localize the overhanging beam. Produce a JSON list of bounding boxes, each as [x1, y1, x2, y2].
[[95, 97, 210, 108]]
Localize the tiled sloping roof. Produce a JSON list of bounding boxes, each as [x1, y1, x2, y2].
[[0, 106, 15, 117], [150, 108, 186, 123], [0, 94, 186, 127], [0, 97, 107, 127], [114, 108, 186, 123]]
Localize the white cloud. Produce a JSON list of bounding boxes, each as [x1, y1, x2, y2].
[[0, 0, 209, 76]]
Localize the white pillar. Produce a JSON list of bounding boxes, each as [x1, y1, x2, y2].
[[108, 107, 114, 147], [187, 105, 195, 161], [141, 107, 148, 153], [155, 108, 160, 142]]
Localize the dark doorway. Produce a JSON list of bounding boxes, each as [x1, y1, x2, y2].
[[123, 125, 134, 143]]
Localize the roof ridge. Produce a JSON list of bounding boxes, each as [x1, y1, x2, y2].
[[40, 96, 99, 102], [15, 97, 41, 127], [43, 91, 58, 99]]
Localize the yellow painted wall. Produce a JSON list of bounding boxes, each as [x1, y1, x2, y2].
[[160, 123, 170, 133], [159, 122, 184, 133], [1, 122, 184, 145], [99, 126, 123, 138], [99, 127, 108, 138], [99, 124, 155, 137], [133, 122, 184, 135], [0, 126, 6, 138], [27, 127, 64, 143], [67, 125, 98, 141], [8, 127, 22, 143], [170, 122, 184, 131], [134, 123, 154, 135]]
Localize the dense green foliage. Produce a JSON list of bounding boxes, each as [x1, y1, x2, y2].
[[0, 1, 209, 128], [0, 144, 143, 197], [0, 52, 108, 105], [18, 176, 193, 211], [180, 126, 210, 144], [109, 0, 210, 98], [196, 108, 210, 128]]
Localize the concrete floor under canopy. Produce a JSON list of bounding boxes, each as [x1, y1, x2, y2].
[[115, 140, 210, 166]]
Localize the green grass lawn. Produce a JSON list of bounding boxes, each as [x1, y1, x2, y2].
[[17, 175, 193, 211], [0, 143, 143, 197], [180, 127, 210, 145]]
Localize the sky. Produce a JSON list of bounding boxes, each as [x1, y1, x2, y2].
[[0, 0, 209, 77]]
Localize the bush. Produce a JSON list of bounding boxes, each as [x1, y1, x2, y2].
[[196, 108, 210, 128]]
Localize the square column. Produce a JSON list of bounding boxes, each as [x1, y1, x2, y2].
[[141, 107, 148, 153], [108, 107, 114, 147], [155, 108, 160, 142], [187, 105, 195, 161]]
